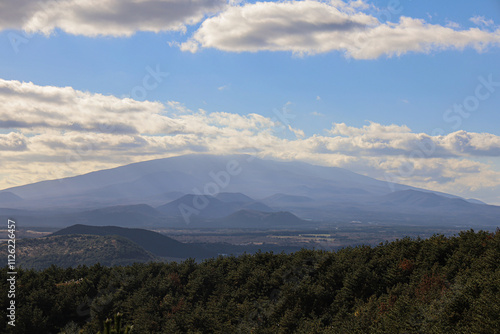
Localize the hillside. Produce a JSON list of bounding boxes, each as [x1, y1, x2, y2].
[[2, 229, 499, 333], [0, 234, 156, 270], [51, 224, 217, 259]]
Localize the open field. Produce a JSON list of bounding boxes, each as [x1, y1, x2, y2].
[[152, 222, 494, 251]]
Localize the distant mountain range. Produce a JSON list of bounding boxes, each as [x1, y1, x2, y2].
[[0, 154, 498, 228], [156, 193, 275, 220]]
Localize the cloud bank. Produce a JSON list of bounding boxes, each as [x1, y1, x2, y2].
[[0, 0, 226, 37], [1, 78, 500, 203], [1, 1, 499, 59], [181, 1, 500, 58]]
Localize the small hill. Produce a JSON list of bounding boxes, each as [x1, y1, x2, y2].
[[51, 224, 217, 259], [0, 234, 156, 270]]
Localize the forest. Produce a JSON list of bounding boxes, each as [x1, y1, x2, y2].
[[1, 229, 499, 333]]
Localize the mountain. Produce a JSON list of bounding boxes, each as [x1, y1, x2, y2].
[[51, 224, 217, 259], [0, 154, 498, 227], [0, 154, 417, 209], [0, 234, 157, 270], [156, 193, 275, 220], [157, 194, 238, 219]]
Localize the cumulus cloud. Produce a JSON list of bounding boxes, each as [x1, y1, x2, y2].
[[0, 0, 226, 37], [4, 0, 499, 60], [181, 1, 500, 59], [322, 122, 500, 158], [1, 78, 500, 203]]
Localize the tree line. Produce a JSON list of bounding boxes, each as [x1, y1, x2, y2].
[[1, 229, 499, 333]]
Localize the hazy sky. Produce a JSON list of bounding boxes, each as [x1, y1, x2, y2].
[[0, 0, 499, 203]]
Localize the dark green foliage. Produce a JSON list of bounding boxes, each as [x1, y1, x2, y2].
[[98, 313, 133, 334], [1, 229, 499, 333]]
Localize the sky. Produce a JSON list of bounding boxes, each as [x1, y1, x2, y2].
[[0, 0, 499, 204]]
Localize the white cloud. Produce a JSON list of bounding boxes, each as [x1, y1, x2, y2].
[[0, 0, 226, 37], [181, 1, 500, 59], [470, 15, 495, 28], [3, 0, 499, 60], [1, 79, 500, 203]]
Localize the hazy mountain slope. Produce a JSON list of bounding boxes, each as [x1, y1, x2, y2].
[[0, 191, 23, 204], [0, 154, 416, 208], [215, 192, 255, 203], [0, 154, 498, 227], [377, 190, 474, 209], [157, 194, 237, 218], [157, 194, 275, 219]]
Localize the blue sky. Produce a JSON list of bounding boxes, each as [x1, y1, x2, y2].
[[0, 0, 499, 203]]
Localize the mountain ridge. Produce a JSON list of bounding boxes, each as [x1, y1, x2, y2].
[[0, 154, 497, 227]]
